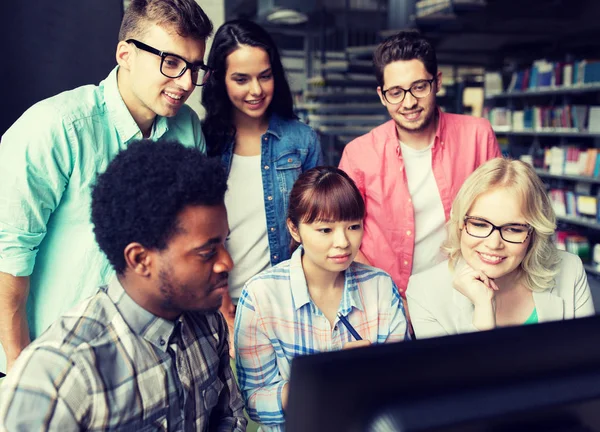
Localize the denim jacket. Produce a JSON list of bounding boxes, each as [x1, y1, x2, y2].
[[221, 114, 322, 266]]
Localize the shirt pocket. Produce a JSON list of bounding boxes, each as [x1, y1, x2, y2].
[[274, 151, 303, 211], [112, 408, 168, 432], [201, 373, 225, 415]]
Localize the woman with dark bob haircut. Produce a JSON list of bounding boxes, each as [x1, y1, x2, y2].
[[234, 167, 409, 429], [202, 19, 322, 340]]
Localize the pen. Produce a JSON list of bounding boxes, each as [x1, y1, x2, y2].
[[337, 312, 363, 341]]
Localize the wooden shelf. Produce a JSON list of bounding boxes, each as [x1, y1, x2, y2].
[[486, 84, 600, 99], [535, 170, 600, 184], [493, 129, 600, 138], [556, 215, 600, 230]]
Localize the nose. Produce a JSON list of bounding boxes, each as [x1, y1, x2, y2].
[[484, 228, 504, 249], [175, 68, 194, 92], [402, 90, 418, 109], [249, 78, 263, 97], [214, 245, 234, 273], [333, 228, 350, 249]]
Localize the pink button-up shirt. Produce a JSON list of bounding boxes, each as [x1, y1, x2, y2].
[[339, 109, 501, 296]]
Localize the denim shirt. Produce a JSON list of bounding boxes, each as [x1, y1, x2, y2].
[[221, 114, 322, 265]]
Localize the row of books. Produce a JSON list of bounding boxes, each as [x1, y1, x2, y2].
[[549, 187, 600, 221], [542, 146, 600, 177], [507, 59, 600, 92], [485, 105, 600, 132], [555, 230, 591, 263]]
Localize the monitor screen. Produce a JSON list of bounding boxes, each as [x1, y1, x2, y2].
[[286, 316, 600, 432]]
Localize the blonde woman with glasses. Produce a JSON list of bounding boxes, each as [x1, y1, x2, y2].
[[406, 158, 595, 339]]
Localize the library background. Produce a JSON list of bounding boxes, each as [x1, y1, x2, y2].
[[4, 0, 600, 302]]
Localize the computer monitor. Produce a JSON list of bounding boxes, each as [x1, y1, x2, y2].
[[285, 316, 600, 432]]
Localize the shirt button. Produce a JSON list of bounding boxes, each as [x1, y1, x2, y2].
[[334, 325, 338, 331], [263, 137, 268, 141], [406, 230, 412, 236], [287, 158, 293, 163], [404, 260, 409, 266], [273, 254, 278, 260], [264, 165, 270, 170], [270, 227, 276, 232], [267, 196, 273, 201], [159, 337, 166, 346], [408, 198, 412, 203]]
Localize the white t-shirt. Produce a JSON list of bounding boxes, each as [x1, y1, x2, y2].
[[224, 155, 271, 301], [400, 141, 447, 275]]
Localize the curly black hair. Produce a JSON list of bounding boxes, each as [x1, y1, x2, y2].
[[201, 19, 297, 157], [91, 140, 227, 274]]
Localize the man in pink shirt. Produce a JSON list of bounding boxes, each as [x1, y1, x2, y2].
[[339, 30, 500, 303]]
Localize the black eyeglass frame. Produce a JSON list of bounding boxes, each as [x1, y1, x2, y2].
[[463, 216, 533, 244], [381, 78, 436, 105], [126, 39, 211, 86]]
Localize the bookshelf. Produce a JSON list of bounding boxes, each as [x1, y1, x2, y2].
[[534, 169, 600, 185], [485, 59, 600, 279]]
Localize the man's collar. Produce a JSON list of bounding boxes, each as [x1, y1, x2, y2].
[[106, 276, 177, 353]]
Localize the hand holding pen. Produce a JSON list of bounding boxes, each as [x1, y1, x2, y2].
[[337, 312, 371, 349]]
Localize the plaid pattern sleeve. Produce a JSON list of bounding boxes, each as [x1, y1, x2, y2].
[[234, 247, 409, 431], [0, 278, 247, 431], [0, 345, 91, 430], [235, 287, 287, 429]]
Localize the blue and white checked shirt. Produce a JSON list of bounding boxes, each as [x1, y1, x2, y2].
[[0, 277, 247, 431], [234, 246, 409, 431]]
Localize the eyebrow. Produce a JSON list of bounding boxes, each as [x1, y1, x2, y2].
[[191, 237, 224, 252], [388, 79, 431, 89], [230, 68, 272, 77]]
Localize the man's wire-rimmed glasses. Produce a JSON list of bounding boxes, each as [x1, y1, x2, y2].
[[126, 39, 211, 86], [463, 216, 532, 244], [381, 79, 435, 104]]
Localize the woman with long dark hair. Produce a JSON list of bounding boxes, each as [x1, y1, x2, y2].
[[234, 167, 409, 429], [202, 19, 322, 338]]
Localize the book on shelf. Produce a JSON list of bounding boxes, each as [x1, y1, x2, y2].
[[541, 146, 600, 178], [505, 58, 600, 92], [487, 105, 596, 132], [484, 72, 503, 97]]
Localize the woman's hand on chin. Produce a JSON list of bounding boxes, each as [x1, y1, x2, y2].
[[453, 261, 498, 307]]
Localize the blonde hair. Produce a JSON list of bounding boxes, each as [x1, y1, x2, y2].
[[443, 158, 560, 292]]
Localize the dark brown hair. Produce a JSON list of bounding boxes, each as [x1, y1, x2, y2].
[[373, 29, 437, 88], [287, 166, 365, 253], [118, 0, 213, 42]]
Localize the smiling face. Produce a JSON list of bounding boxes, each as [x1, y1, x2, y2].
[[224, 44, 275, 125], [460, 188, 531, 284], [146, 203, 233, 319], [377, 58, 441, 136], [288, 219, 364, 276], [117, 23, 206, 131]]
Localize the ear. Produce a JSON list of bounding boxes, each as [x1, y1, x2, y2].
[[435, 71, 443, 94], [286, 219, 302, 244], [123, 242, 153, 277], [376, 86, 386, 107], [116, 40, 134, 70]]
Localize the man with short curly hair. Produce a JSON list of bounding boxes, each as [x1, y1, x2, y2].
[[0, 0, 213, 374], [0, 140, 247, 431]]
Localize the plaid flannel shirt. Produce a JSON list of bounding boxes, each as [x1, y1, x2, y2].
[[0, 277, 247, 431]]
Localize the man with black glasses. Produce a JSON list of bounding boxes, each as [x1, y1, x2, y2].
[[339, 30, 501, 317], [0, 0, 213, 374]]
